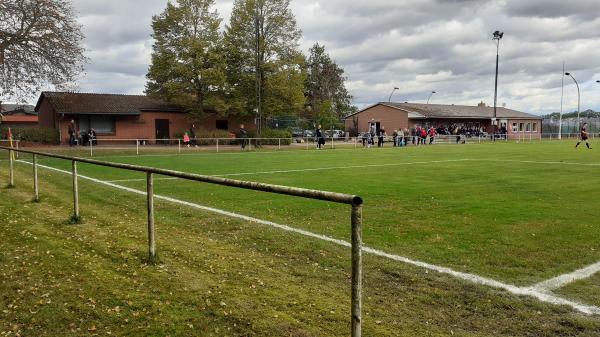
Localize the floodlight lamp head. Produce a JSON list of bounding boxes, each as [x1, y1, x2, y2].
[[394, 87, 399, 90], [493, 31, 504, 40], [565, 72, 571, 76]]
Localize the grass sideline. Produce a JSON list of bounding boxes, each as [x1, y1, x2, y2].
[[1, 156, 600, 336]]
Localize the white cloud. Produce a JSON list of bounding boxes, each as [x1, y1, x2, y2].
[[35, 0, 600, 114]]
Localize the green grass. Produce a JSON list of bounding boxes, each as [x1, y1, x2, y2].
[[1, 141, 600, 335], [18, 142, 600, 285], [556, 273, 600, 307]]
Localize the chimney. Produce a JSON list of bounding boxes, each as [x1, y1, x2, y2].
[[478, 101, 486, 107]]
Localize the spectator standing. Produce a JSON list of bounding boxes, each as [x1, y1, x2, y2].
[[239, 124, 248, 150], [378, 127, 386, 147], [68, 120, 77, 146], [392, 130, 398, 147], [316, 125, 325, 149], [189, 124, 197, 147], [420, 127, 427, 145], [183, 132, 190, 147], [397, 128, 405, 147], [89, 128, 97, 146], [428, 127, 436, 144]]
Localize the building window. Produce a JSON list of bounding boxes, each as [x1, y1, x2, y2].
[[519, 123, 524, 132], [532, 123, 537, 132], [79, 115, 116, 134], [526, 123, 531, 132], [512, 123, 518, 132], [216, 119, 228, 130]]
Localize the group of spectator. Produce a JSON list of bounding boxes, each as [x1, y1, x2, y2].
[[361, 125, 439, 147], [67, 119, 97, 147]]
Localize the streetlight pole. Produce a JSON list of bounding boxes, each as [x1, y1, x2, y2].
[[388, 87, 399, 102], [426, 91, 436, 104], [565, 72, 580, 133], [492, 31, 504, 140]]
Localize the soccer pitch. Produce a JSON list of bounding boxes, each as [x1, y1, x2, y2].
[[2, 141, 600, 336]]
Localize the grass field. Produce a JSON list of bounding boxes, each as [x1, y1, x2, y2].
[[1, 141, 600, 336]]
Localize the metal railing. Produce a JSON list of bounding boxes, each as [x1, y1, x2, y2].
[[0, 145, 364, 337]]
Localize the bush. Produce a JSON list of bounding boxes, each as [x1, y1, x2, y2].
[[259, 128, 292, 145], [0, 127, 59, 144]]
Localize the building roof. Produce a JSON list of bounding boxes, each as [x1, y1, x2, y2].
[[347, 102, 542, 120], [35, 92, 183, 115], [1, 104, 36, 115]]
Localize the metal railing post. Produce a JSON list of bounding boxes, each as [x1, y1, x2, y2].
[[90, 140, 93, 157], [331, 137, 334, 149], [15, 140, 19, 159], [351, 203, 363, 337], [278, 138, 281, 150], [8, 149, 14, 187], [72, 160, 80, 222], [178, 139, 181, 154], [33, 154, 39, 202], [216, 138, 219, 153], [146, 171, 156, 262], [354, 137, 357, 149], [136, 139, 140, 155]]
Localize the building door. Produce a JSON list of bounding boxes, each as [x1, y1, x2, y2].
[[368, 121, 380, 134], [155, 119, 170, 144]]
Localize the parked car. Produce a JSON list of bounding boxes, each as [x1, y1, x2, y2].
[[303, 130, 314, 137], [291, 127, 304, 138], [324, 129, 345, 138]]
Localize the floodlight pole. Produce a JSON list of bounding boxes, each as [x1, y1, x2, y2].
[[388, 87, 399, 102], [559, 62, 565, 140], [492, 31, 503, 141], [565, 72, 580, 132], [426, 91, 436, 104]]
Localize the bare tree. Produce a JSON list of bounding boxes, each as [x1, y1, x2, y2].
[[0, 0, 86, 101]]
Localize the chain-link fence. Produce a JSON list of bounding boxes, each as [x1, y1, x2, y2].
[[542, 117, 600, 135]]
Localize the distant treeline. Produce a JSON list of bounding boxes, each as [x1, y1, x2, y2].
[[542, 110, 600, 119]]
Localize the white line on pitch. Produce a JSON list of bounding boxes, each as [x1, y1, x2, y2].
[[530, 261, 600, 292], [102, 158, 474, 183], [14, 160, 600, 315], [481, 159, 600, 167], [107, 177, 179, 183]]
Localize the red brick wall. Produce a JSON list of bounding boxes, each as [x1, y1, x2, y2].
[[344, 104, 409, 133], [37, 99, 56, 129]]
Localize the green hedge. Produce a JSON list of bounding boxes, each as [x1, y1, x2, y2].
[[175, 128, 292, 146], [259, 129, 292, 145], [0, 127, 59, 144]]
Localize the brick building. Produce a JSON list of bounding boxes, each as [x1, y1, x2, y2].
[[344, 102, 542, 139], [0, 104, 38, 128], [36, 92, 253, 144]]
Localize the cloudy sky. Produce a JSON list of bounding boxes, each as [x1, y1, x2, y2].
[[62, 0, 600, 115]]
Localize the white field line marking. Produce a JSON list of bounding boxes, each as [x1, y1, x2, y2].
[[531, 261, 600, 292], [100, 158, 473, 183], [481, 159, 600, 167], [14, 160, 600, 315], [108, 177, 179, 183]]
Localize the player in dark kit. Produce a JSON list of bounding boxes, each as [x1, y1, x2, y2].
[[575, 123, 592, 149]]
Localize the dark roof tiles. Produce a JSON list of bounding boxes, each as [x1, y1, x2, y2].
[[382, 102, 541, 119], [36, 92, 182, 114]]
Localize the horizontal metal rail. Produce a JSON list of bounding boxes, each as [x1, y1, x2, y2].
[[0, 146, 362, 206], [0, 144, 364, 336]]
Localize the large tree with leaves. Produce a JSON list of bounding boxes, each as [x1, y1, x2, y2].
[[305, 43, 353, 123], [0, 0, 86, 101], [224, 0, 305, 133], [146, 0, 226, 119]]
